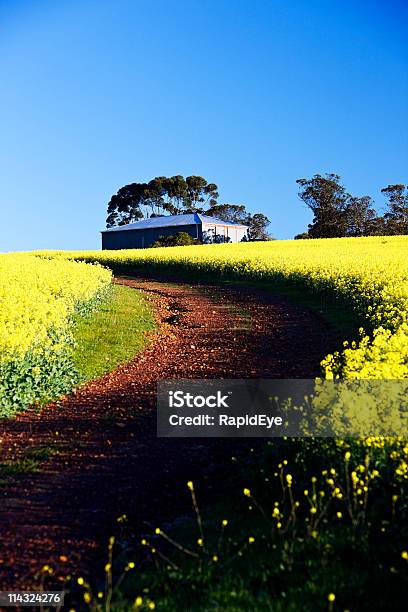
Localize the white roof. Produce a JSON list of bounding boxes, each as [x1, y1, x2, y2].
[[102, 212, 248, 232]]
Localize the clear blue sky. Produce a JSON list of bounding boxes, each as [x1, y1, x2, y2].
[[0, 0, 407, 250]]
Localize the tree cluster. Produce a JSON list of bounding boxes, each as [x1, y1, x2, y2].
[[106, 175, 218, 227], [106, 175, 271, 241], [152, 231, 200, 248], [295, 174, 408, 239]]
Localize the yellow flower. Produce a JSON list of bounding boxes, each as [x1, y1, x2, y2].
[[83, 593, 91, 604], [248, 536, 255, 543], [77, 577, 84, 586], [213, 555, 219, 562], [197, 538, 203, 546], [134, 596, 143, 607], [222, 519, 228, 526], [328, 593, 336, 602], [187, 481, 194, 490], [243, 488, 251, 497], [401, 551, 408, 560]]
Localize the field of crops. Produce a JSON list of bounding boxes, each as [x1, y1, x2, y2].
[[2, 239, 407, 607], [0, 254, 112, 416], [39, 235, 408, 380]]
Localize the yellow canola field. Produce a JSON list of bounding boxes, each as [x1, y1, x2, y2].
[[0, 254, 111, 415], [39, 235, 408, 379]]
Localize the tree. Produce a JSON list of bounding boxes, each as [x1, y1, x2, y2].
[[381, 184, 408, 234], [143, 177, 167, 218], [207, 203, 248, 224], [106, 175, 220, 227], [208, 205, 271, 240], [344, 196, 378, 236], [106, 183, 147, 227], [152, 232, 200, 248], [296, 173, 349, 238], [185, 176, 219, 211], [106, 176, 271, 240], [246, 213, 271, 240], [163, 175, 189, 214], [367, 215, 389, 236]]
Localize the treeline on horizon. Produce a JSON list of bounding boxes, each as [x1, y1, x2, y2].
[[295, 174, 408, 239], [106, 175, 270, 241], [106, 173, 408, 242]]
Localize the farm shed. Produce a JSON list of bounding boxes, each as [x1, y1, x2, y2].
[[101, 213, 248, 250]]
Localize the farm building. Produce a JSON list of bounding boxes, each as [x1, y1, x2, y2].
[[101, 213, 249, 250]]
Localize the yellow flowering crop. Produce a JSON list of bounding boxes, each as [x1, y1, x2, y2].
[[0, 254, 111, 415], [40, 235, 408, 379]]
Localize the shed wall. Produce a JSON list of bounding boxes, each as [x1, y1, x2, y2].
[[201, 223, 247, 243], [102, 223, 201, 250]]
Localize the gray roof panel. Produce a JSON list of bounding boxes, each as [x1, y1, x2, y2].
[[102, 213, 248, 232]]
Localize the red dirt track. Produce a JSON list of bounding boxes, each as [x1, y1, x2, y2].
[[0, 277, 335, 589]]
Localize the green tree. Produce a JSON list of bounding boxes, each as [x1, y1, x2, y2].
[[163, 175, 189, 214], [367, 216, 388, 236], [208, 205, 270, 241], [207, 203, 248, 224], [344, 196, 378, 236], [246, 213, 271, 240], [106, 175, 220, 227], [152, 231, 200, 248], [381, 184, 408, 234], [296, 173, 349, 238], [106, 176, 270, 241], [185, 176, 219, 211], [106, 183, 147, 227]]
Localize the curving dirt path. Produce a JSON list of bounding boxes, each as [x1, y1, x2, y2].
[[0, 276, 336, 589]]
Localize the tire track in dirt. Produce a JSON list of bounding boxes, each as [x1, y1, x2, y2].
[[0, 277, 336, 589]]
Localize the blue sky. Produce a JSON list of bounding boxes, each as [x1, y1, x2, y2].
[[0, 0, 407, 250]]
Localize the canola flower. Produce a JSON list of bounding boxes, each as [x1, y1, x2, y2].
[[0, 254, 111, 415], [36, 235, 408, 379]]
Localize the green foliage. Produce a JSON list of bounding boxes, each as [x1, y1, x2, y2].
[[106, 175, 219, 227], [0, 286, 112, 419], [106, 176, 270, 241], [246, 212, 271, 240], [72, 284, 155, 382], [296, 174, 408, 238], [0, 330, 78, 418], [297, 173, 353, 238], [382, 184, 408, 234], [152, 232, 201, 248], [75, 439, 408, 611], [0, 255, 112, 417]]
